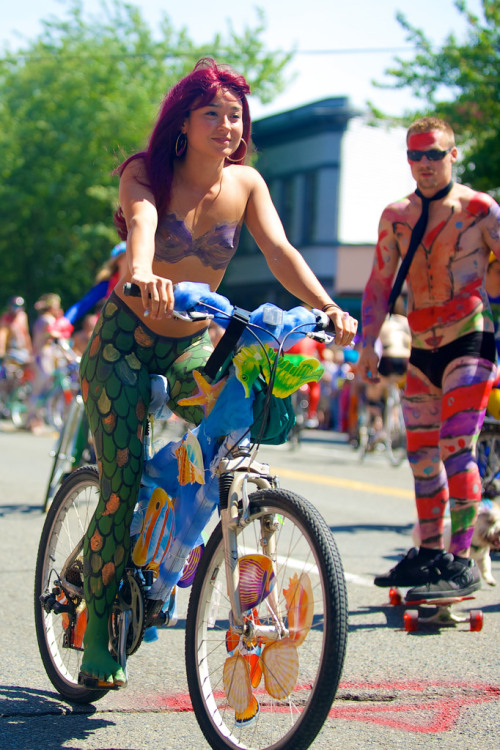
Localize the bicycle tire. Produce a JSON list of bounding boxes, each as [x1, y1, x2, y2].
[[9, 381, 31, 428], [46, 389, 69, 430], [185, 487, 348, 750], [384, 386, 406, 467], [357, 401, 369, 462], [477, 418, 500, 498], [34, 465, 109, 704], [42, 396, 86, 513]]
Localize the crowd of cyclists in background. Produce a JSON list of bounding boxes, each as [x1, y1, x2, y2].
[[4, 240, 500, 443], [0, 243, 127, 434]]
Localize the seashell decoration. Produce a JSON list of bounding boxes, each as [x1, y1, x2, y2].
[[261, 639, 299, 699], [223, 654, 253, 713], [283, 572, 314, 646]]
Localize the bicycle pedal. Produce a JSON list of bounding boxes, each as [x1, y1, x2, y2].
[[77, 672, 126, 690]]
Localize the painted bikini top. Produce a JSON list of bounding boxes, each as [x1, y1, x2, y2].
[[154, 213, 241, 271]]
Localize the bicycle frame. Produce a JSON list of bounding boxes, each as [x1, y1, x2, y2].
[[36, 282, 348, 750]]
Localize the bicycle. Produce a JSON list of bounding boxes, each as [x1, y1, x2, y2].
[[34, 282, 348, 750], [357, 379, 406, 467], [477, 414, 500, 499], [42, 390, 94, 513], [44, 339, 81, 430], [0, 350, 33, 427]]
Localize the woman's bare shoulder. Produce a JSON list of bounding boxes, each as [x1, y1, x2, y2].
[[226, 164, 263, 187], [121, 155, 149, 184]]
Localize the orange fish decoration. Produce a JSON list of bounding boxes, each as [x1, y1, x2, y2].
[[238, 554, 276, 611], [175, 430, 205, 486], [132, 487, 175, 567]]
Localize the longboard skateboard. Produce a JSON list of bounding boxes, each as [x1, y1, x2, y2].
[[388, 587, 483, 632]]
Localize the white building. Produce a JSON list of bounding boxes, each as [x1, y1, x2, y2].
[[222, 98, 414, 321]]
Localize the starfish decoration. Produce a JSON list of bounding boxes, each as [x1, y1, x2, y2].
[[178, 370, 227, 417]]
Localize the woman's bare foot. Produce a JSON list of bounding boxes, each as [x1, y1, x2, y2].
[[79, 643, 126, 688]]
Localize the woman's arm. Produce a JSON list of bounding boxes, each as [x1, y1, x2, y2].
[[119, 159, 174, 318], [243, 169, 357, 346]]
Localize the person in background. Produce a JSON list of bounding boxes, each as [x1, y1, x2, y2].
[[485, 251, 500, 357], [286, 336, 325, 428], [53, 242, 129, 337], [358, 116, 500, 602], [0, 296, 32, 364], [26, 293, 63, 433], [71, 313, 99, 357]]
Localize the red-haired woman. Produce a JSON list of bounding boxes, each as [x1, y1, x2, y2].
[[79, 58, 357, 688]]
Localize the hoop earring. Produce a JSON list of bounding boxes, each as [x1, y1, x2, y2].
[[226, 138, 247, 163], [175, 132, 187, 157]]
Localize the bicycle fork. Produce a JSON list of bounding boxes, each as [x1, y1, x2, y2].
[[219, 457, 288, 641]]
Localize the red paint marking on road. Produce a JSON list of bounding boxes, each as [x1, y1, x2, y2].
[[335, 681, 500, 733], [146, 680, 500, 735]]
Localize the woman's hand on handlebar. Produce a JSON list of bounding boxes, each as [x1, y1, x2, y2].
[[325, 306, 358, 347], [130, 272, 175, 320]]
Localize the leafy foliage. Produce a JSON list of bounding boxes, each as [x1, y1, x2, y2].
[[371, 0, 500, 196], [0, 0, 293, 311]]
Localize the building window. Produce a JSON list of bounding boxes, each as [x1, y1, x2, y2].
[[280, 177, 295, 239], [302, 171, 318, 244]]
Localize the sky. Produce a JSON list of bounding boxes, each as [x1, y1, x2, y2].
[[1, 0, 485, 243], [1, 0, 485, 120]]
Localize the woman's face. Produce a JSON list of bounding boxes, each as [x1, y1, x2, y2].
[[182, 88, 244, 161]]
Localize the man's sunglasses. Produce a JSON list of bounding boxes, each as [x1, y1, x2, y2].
[[407, 147, 452, 162]]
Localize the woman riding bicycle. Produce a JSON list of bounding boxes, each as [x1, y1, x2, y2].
[[79, 57, 357, 689]]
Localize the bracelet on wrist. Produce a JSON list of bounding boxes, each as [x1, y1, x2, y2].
[[321, 303, 341, 313]]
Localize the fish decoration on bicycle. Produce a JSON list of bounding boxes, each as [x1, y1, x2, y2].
[[237, 554, 276, 611], [222, 568, 313, 724], [177, 543, 205, 588], [233, 345, 324, 398], [131, 486, 175, 568]]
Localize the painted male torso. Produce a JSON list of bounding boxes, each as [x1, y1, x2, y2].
[[377, 185, 500, 349]]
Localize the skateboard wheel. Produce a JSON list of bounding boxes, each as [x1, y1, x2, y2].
[[389, 587, 402, 606], [469, 609, 483, 632], [403, 610, 419, 632]]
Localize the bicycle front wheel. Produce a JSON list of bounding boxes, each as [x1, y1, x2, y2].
[[34, 465, 108, 703], [185, 488, 347, 750], [42, 396, 86, 512]]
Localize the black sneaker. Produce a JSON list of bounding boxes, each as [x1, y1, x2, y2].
[[405, 554, 481, 602], [374, 547, 438, 588]]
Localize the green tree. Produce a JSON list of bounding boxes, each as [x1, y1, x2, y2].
[[0, 0, 293, 312], [371, 0, 499, 196]]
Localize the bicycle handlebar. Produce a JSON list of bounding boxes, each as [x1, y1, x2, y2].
[[123, 281, 336, 345]]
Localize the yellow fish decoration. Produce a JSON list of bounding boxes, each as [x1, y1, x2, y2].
[[175, 430, 205, 486], [132, 487, 175, 567], [233, 345, 324, 398]]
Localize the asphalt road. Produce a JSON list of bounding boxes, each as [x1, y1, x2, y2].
[[1, 423, 499, 750]]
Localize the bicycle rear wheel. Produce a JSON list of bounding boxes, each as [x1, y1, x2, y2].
[[185, 488, 347, 750], [477, 418, 500, 498], [34, 465, 108, 703]]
